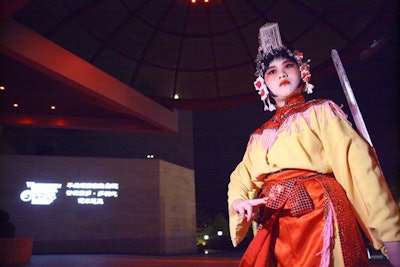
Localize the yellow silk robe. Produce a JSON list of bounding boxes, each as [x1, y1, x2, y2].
[[228, 96, 400, 265]]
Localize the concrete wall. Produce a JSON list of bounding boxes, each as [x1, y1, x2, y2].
[[0, 155, 196, 255]]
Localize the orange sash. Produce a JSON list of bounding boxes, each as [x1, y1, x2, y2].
[[239, 169, 368, 267]]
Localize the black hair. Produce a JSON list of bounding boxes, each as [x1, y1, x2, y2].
[[261, 48, 305, 97], [261, 48, 298, 72]]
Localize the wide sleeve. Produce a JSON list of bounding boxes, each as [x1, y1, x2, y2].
[[227, 146, 257, 247], [314, 101, 400, 249]]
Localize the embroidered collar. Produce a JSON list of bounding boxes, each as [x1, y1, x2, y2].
[[274, 94, 306, 114], [253, 95, 326, 133]]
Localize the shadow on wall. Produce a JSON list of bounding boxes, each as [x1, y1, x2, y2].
[[0, 209, 33, 265], [0, 209, 15, 238]]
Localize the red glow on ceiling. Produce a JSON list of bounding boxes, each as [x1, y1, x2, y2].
[[18, 117, 35, 125], [191, 0, 210, 3]]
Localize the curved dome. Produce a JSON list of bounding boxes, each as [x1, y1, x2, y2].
[[10, 0, 397, 109]]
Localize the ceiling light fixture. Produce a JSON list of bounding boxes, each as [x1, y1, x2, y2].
[[359, 38, 387, 61], [0, 85, 5, 90], [190, 0, 210, 3], [13, 103, 19, 108]]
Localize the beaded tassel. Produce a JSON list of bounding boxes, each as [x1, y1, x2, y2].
[[317, 197, 335, 267]]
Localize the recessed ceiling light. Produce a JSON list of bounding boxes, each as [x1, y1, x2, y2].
[[0, 86, 5, 90], [13, 103, 19, 108], [50, 105, 56, 110]]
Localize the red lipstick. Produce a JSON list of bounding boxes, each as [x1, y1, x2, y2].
[[279, 80, 290, 86]]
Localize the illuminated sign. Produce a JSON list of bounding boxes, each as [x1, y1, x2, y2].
[[20, 181, 119, 206], [20, 181, 62, 205], [66, 182, 119, 205]]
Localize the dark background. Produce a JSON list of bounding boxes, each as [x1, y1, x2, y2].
[[193, 37, 399, 216], [1, 0, 398, 230]]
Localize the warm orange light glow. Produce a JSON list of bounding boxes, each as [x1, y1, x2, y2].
[[13, 103, 19, 108], [50, 105, 56, 110], [19, 117, 35, 125], [54, 119, 68, 126], [0, 85, 5, 90], [191, 0, 196, 3]]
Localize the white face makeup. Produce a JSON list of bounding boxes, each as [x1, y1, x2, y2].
[[264, 57, 302, 107]]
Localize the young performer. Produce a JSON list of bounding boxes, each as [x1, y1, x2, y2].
[[227, 23, 400, 267]]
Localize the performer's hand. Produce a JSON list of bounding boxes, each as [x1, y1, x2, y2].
[[232, 198, 267, 222], [384, 241, 400, 267]]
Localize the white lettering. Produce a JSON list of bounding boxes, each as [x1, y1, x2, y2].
[[97, 190, 118, 197], [19, 181, 62, 205], [77, 197, 104, 205], [20, 181, 119, 205]]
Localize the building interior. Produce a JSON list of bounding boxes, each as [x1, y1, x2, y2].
[[0, 0, 398, 266]]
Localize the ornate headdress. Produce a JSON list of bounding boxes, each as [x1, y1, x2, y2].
[[254, 23, 314, 111]]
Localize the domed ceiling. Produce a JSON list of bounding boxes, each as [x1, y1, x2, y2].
[[0, 0, 397, 131]]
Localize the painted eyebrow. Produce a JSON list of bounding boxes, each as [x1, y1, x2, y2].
[[266, 60, 294, 71]]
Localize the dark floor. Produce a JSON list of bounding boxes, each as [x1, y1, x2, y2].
[[3, 251, 241, 267], [4, 251, 392, 267]]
